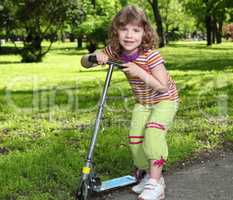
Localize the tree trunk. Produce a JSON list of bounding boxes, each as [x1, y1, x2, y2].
[[21, 34, 43, 62], [212, 18, 217, 44], [216, 21, 222, 44], [33, 35, 42, 51], [77, 35, 83, 49], [87, 41, 97, 53], [165, 23, 169, 44], [205, 15, 212, 46], [204, 0, 212, 46], [69, 33, 75, 42], [148, 0, 165, 47], [91, 0, 96, 8]]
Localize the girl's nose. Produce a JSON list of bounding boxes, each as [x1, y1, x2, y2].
[[126, 30, 133, 38]]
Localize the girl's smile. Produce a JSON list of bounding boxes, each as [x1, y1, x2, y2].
[[118, 23, 144, 54]]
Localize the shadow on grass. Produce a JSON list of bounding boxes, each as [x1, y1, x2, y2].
[[55, 51, 88, 56], [0, 61, 21, 65], [168, 42, 207, 49], [78, 67, 126, 73], [167, 42, 233, 51], [49, 46, 88, 56], [166, 57, 233, 71], [164, 42, 233, 71], [49, 46, 87, 51], [0, 47, 19, 54], [0, 81, 130, 112]]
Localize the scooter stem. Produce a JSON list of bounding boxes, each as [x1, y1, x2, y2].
[[84, 64, 114, 172]]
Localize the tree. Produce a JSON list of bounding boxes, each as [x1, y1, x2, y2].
[[183, 0, 233, 45], [0, 2, 6, 49], [147, 0, 165, 47], [0, 0, 16, 41], [129, 0, 197, 44], [1, 0, 80, 62], [159, 0, 196, 43], [76, 0, 121, 53]]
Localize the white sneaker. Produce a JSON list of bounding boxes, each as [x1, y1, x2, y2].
[[132, 175, 166, 194], [138, 178, 165, 200]]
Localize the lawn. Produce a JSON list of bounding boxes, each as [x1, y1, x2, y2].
[[0, 41, 232, 200]]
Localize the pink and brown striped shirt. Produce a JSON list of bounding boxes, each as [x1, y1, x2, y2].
[[103, 46, 179, 105]]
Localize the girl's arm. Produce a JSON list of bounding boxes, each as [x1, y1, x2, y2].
[[150, 63, 169, 92], [81, 51, 109, 68], [122, 62, 169, 93]]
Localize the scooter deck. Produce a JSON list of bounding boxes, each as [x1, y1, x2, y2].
[[93, 175, 136, 192]]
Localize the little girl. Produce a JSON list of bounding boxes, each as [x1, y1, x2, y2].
[[81, 5, 179, 200]]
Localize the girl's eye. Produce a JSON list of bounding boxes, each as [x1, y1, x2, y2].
[[134, 29, 140, 32], [120, 27, 127, 31]]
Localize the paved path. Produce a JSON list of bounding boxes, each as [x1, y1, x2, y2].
[[92, 151, 233, 200]]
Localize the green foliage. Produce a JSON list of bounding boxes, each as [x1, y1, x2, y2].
[[0, 133, 83, 200], [76, 0, 121, 52], [161, 0, 196, 37], [0, 0, 80, 62], [182, 0, 233, 31], [0, 0, 16, 37]]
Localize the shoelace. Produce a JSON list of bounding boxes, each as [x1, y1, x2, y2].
[[144, 182, 158, 190]]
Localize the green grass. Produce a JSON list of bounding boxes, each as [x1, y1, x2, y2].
[[0, 41, 233, 200]]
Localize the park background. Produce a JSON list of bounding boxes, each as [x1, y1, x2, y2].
[[0, 0, 233, 199]]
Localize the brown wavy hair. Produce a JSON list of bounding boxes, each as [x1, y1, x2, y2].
[[108, 5, 157, 58]]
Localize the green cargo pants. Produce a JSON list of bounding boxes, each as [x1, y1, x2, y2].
[[128, 100, 178, 170]]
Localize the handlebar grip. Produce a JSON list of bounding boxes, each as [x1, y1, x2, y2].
[[88, 55, 98, 63], [87, 55, 125, 69]]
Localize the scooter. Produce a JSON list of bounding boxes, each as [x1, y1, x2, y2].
[[75, 55, 137, 200]]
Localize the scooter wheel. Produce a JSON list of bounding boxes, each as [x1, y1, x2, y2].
[[75, 181, 90, 200]]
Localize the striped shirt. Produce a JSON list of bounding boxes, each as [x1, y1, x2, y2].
[[103, 46, 179, 105]]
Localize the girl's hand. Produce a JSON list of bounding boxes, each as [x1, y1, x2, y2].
[[121, 62, 144, 77], [94, 51, 109, 65]]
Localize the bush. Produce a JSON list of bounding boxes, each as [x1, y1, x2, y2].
[[223, 24, 233, 40], [165, 31, 183, 43], [20, 47, 43, 63]]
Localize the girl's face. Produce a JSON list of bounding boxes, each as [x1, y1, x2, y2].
[[117, 23, 144, 54]]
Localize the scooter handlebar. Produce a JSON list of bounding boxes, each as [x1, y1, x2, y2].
[[88, 55, 98, 63], [88, 55, 125, 69]]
